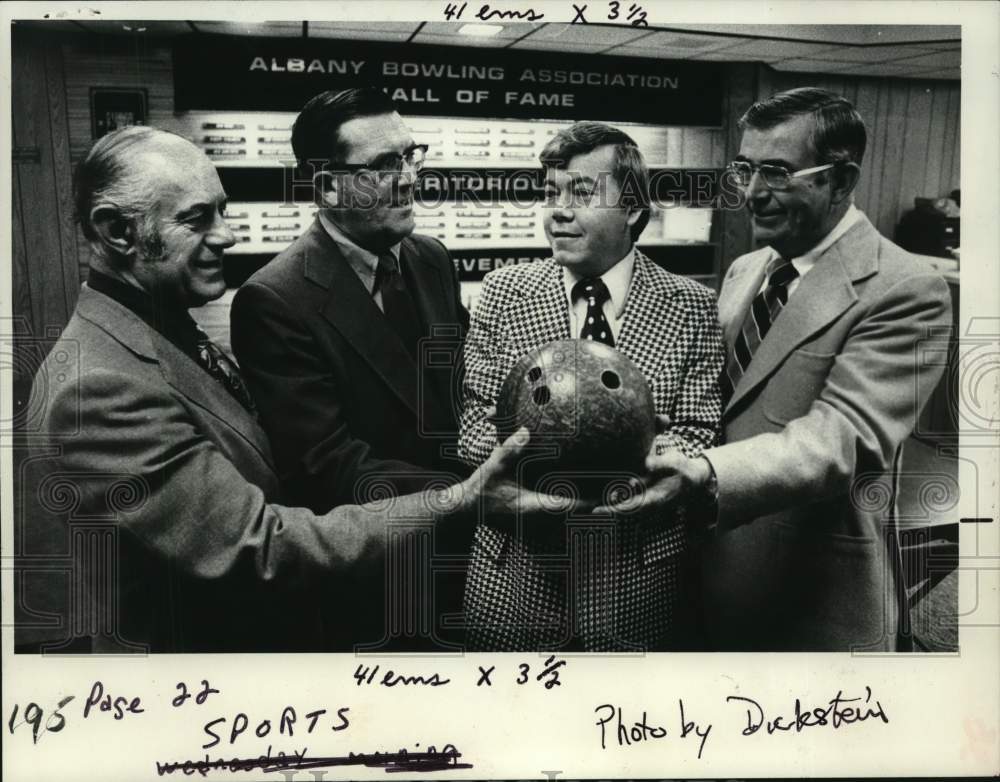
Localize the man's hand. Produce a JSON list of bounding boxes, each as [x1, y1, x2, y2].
[[451, 427, 592, 519], [595, 445, 712, 515]]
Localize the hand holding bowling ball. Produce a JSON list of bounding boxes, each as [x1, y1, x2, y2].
[[494, 339, 656, 502]]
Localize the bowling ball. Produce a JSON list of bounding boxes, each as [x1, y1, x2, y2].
[[495, 339, 656, 500]]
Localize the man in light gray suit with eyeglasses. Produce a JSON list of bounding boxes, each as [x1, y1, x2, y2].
[[606, 87, 952, 652]]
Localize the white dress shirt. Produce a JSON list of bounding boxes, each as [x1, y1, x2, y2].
[[561, 247, 636, 342], [760, 203, 861, 297]]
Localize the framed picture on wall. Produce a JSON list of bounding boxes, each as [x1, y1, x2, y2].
[[90, 87, 148, 138]]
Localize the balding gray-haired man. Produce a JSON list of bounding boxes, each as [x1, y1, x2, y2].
[[23, 126, 569, 654]]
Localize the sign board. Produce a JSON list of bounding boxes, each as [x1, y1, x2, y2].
[[174, 35, 724, 126]]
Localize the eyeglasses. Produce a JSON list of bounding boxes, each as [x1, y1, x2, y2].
[[339, 144, 429, 176], [728, 160, 836, 190]]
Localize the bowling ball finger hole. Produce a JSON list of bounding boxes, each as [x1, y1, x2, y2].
[[528, 366, 542, 382], [601, 370, 621, 390], [532, 386, 551, 406]]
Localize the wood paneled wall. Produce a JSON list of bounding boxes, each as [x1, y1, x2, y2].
[[11, 31, 80, 338], [757, 66, 961, 241]]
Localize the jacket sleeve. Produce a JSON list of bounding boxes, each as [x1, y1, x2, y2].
[[655, 287, 725, 458], [230, 280, 434, 511], [704, 272, 952, 529], [40, 368, 440, 587], [458, 274, 508, 468]]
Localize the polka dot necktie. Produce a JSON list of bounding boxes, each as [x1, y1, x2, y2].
[[572, 277, 615, 348], [721, 256, 799, 402]]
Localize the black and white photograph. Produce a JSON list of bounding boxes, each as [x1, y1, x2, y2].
[[2, 1, 997, 778]]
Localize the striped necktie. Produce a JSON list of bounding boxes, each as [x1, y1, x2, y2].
[[721, 255, 799, 402], [572, 277, 615, 347]]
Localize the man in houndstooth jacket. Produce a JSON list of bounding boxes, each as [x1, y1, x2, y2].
[[459, 122, 725, 651]]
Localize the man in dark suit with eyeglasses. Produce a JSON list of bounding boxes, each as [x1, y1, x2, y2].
[[231, 88, 469, 649]]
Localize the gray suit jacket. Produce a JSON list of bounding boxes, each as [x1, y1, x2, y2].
[[20, 286, 438, 653], [701, 213, 952, 651]]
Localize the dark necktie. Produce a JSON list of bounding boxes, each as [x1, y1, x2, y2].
[[572, 277, 615, 347], [195, 334, 258, 417], [721, 255, 799, 401], [375, 252, 422, 359]]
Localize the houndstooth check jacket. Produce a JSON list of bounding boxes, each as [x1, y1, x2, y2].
[[459, 251, 725, 651]]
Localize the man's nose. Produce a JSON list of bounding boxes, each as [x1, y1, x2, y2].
[[548, 194, 574, 220], [208, 212, 236, 249], [743, 169, 771, 203], [397, 163, 418, 186]]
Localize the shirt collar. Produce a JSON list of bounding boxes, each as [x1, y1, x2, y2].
[[782, 203, 861, 279], [87, 268, 204, 355], [562, 246, 636, 321], [318, 211, 401, 279]]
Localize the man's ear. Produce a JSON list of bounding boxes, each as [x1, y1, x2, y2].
[[314, 170, 339, 208], [90, 204, 137, 257], [830, 162, 861, 206], [624, 204, 643, 229]]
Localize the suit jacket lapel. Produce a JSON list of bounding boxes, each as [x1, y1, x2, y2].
[[305, 222, 420, 416], [615, 251, 678, 379], [76, 286, 275, 466], [718, 253, 768, 352], [401, 236, 449, 329], [726, 215, 881, 413], [507, 261, 572, 352], [156, 336, 275, 467]]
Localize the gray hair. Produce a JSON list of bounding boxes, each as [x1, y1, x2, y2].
[[74, 125, 179, 263], [739, 87, 867, 167]]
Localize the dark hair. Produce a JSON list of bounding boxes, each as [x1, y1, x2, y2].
[[539, 121, 650, 241], [291, 87, 398, 178], [739, 87, 867, 167]]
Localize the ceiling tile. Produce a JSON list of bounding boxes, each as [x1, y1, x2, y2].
[[505, 40, 598, 52], [831, 61, 950, 78], [307, 23, 415, 42], [192, 21, 303, 37], [615, 30, 747, 53], [662, 24, 960, 46], [850, 26, 960, 45], [521, 23, 652, 45], [681, 50, 758, 62], [310, 22, 417, 33], [709, 39, 842, 60], [770, 59, 857, 74], [881, 50, 961, 68], [73, 20, 193, 36], [419, 22, 540, 39], [412, 34, 521, 48], [800, 44, 939, 63], [12, 20, 88, 34]]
